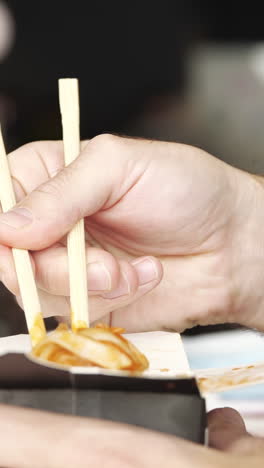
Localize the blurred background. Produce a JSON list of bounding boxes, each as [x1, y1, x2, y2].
[[1, 0, 264, 435], [1, 0, 264, 335]]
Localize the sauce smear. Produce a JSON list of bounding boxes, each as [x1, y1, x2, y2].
[[32, 323, 149, 371]]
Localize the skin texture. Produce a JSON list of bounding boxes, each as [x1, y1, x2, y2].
[[0, 135, 264, 331], [1, 135, 264, 466], [0, 405, 264, 468]]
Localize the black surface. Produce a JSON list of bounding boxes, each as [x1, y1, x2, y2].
[[75, 373, 200, 395], [0, 389, 73, 414], [76, 390, 206, 443], [0, 388, 206, 443], [0, 353, 70, 388]]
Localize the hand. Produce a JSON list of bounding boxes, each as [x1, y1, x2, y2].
[[0, 405, 263, 468], [0, 135, 263, 332]]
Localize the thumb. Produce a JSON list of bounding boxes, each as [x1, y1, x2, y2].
[[208, 407, 264, 455], [0, 136, 120, 250]]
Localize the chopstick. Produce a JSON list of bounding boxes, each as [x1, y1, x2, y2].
[[0, 126, 46, 347], [59, 78, 89, 331]]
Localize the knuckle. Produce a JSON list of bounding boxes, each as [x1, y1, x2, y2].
[[8, 142, 37, 166], [8, 144, 29, 171], [90, 133, 120, 151], [9, 142, 32, 157]]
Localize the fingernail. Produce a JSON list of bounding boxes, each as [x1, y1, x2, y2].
[[0, 207, 33, 229], [132, 257, 158, 285], [87, 262, 111, 291], [102, 273, 130, 299]]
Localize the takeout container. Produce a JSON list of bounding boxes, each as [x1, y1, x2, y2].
[[0, 352, 206, 443], [0, 332, 206, 443], [1, 331, 263, 444]]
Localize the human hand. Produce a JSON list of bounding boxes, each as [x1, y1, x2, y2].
[[0, 405, 263, 468], [0, 135, 263, 332]]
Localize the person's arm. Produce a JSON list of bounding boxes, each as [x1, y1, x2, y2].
[[0, 404, 263, 468]]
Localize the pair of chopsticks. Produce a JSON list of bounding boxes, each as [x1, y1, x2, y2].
[[0, 79, 89, 346]]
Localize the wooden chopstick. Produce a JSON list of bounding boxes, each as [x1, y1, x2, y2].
[[58, 78, 89, 331], [0, 126, 46, 346]]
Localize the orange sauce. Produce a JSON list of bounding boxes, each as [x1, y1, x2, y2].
[[198, 364, 263, 393], [29, 313, 46, 347]]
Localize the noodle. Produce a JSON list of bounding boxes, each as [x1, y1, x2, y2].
[[32, 323, 149, 371]]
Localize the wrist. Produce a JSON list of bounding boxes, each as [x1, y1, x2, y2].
[[229, 168, 264, 330]]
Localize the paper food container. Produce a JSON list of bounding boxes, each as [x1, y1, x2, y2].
[[1, 331, 263, 444]]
